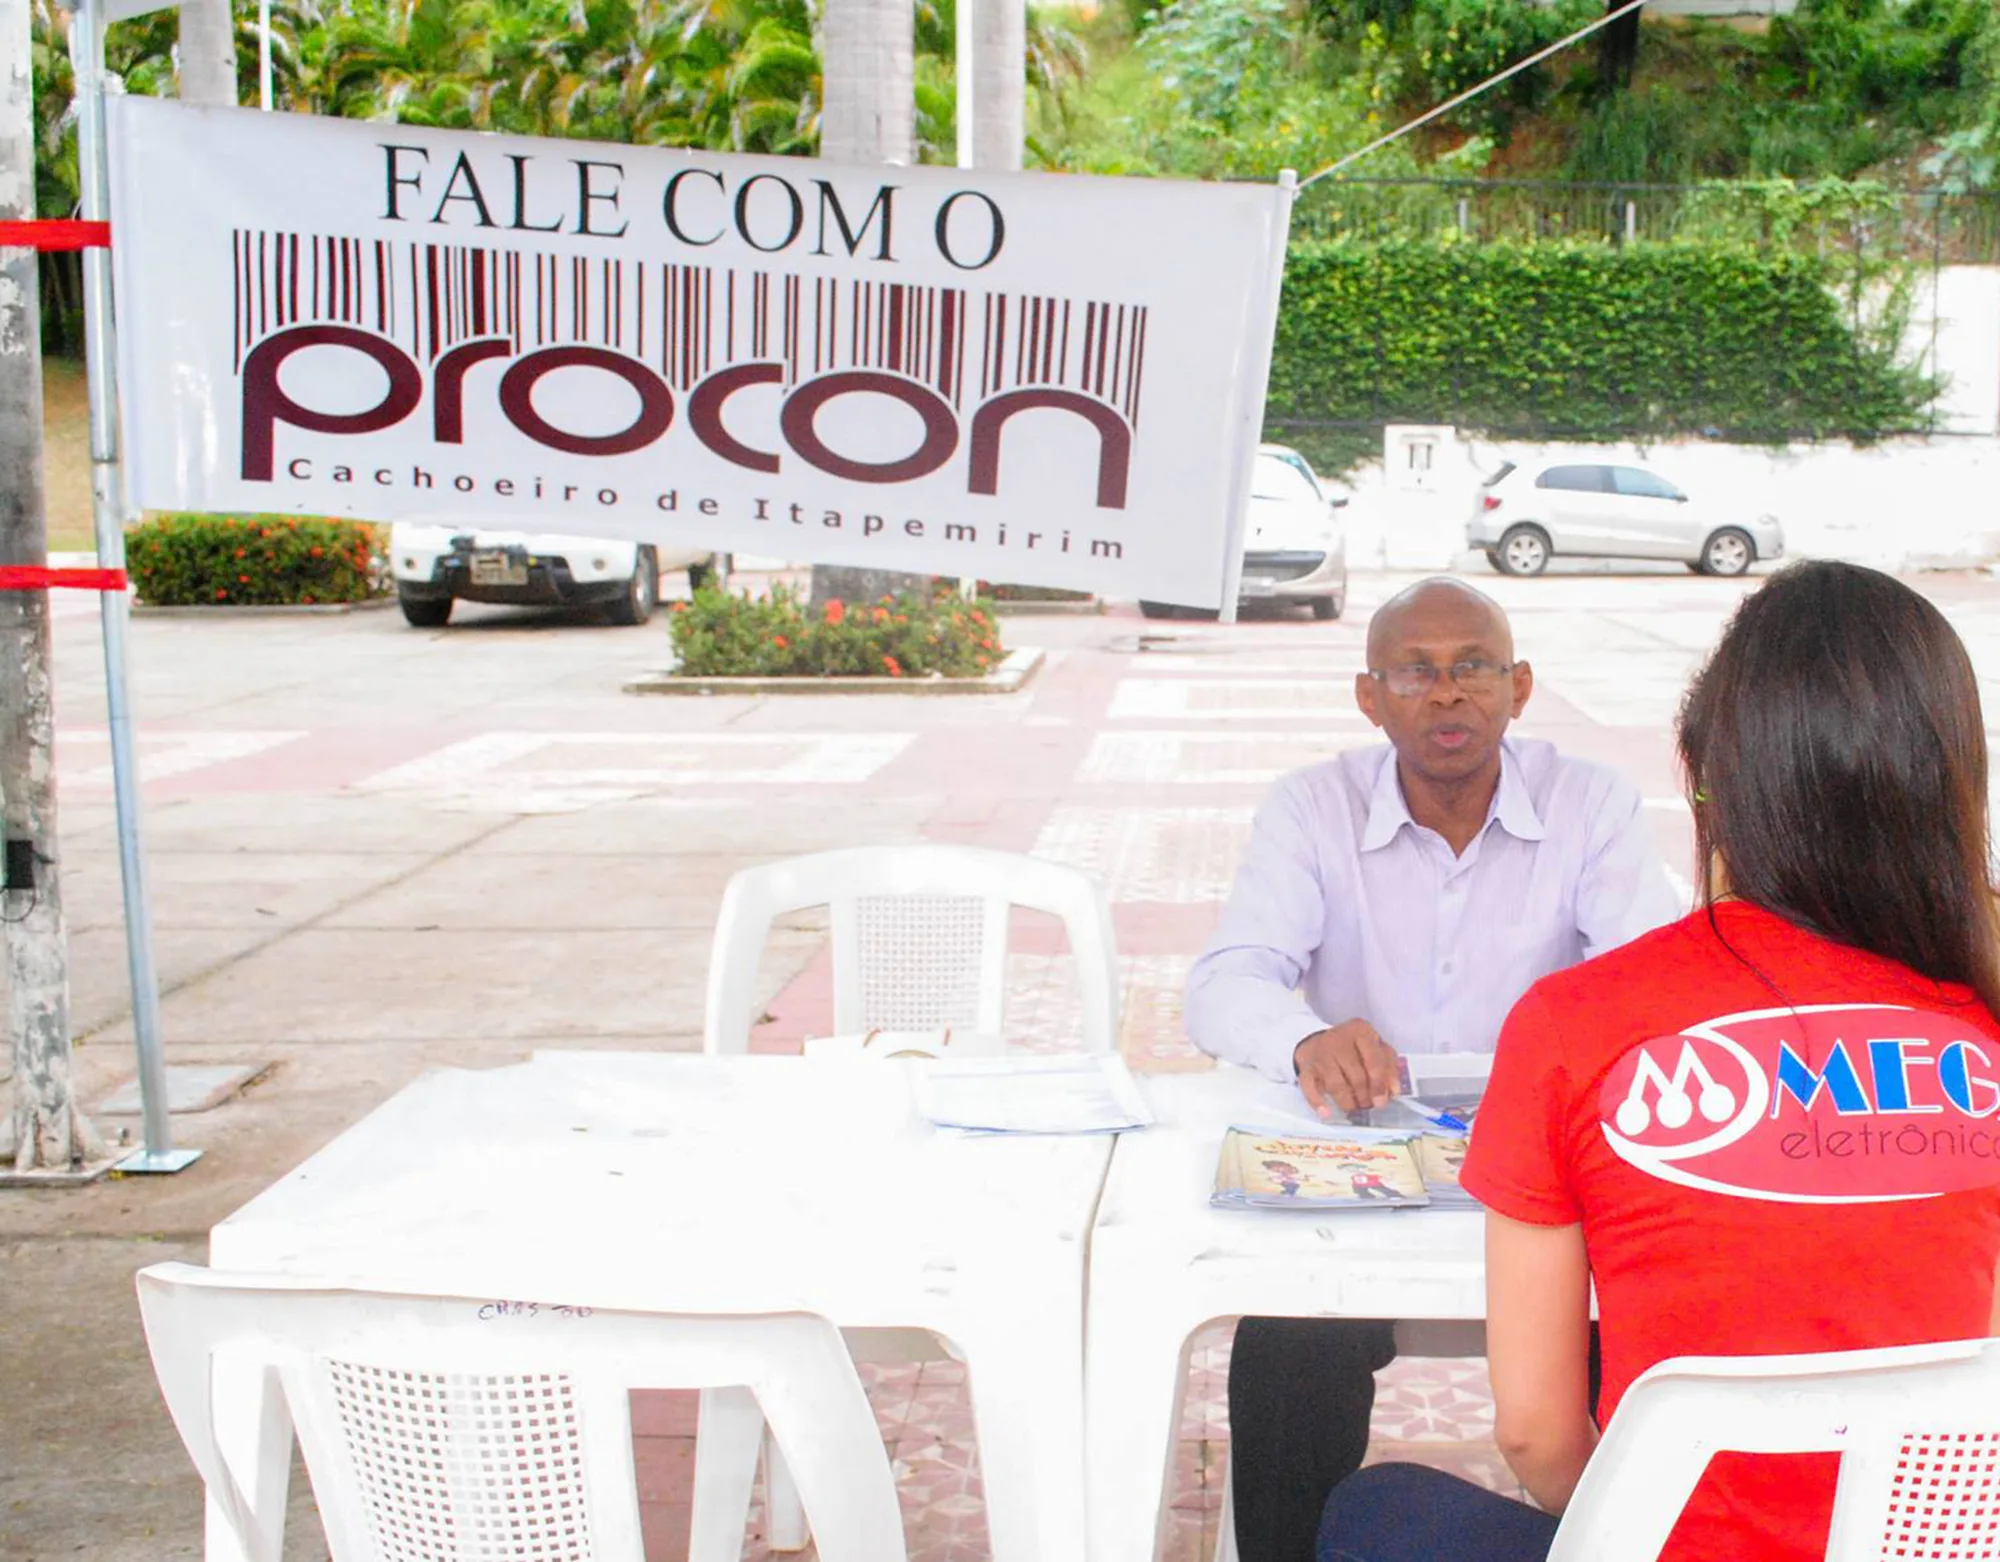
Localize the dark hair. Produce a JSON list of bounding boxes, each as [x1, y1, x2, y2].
[[1678, 560, 2000, 1016]]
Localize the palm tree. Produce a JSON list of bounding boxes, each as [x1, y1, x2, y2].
[[811, 0, 921, 612], [180, 0, 241, 103]]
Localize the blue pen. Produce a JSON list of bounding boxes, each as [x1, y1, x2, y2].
[[1401, 1097, 1468, 1132]]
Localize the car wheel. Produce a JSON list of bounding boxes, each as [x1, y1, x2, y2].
[[688, 552, 731, 592], [1138, 600, 1181, 620], [606, 548, 659, 626], [1699, 529, 1754, 577], [1309, 594, 1341, 620], [1496, 526, 1551, 577], [1484, 549, 1504, 572], [398, 588, 452, 628]]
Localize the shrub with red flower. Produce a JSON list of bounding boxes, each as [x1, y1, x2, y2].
[[669, 582, 1004, 679], [127, 513, 384, 607]]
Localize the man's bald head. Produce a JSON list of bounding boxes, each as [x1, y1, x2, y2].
[[1365, 577, 1515, 666]]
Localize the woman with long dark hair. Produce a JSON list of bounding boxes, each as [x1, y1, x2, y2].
[[1317, 561, 2000, 1562]]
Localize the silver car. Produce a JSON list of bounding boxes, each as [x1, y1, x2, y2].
[[1468, 460, 1784, 577]]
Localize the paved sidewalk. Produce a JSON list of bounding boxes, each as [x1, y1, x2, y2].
[[7, 565, 1999, 1560]]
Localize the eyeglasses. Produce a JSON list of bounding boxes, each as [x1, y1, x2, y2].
[[1366, 659, 1518, 699]]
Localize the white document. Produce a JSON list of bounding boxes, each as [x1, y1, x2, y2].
[[916, 1054, 1156, 1135]]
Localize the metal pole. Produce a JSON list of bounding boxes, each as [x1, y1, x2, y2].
[[955, 0, 974, 171], [955, 0, 976, 602], [258, 0, 273, 111], [70, 0, 196, 1173], [1214, 169, 1298, 626]]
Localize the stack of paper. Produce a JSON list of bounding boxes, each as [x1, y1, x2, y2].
[[914, 1054, 1155, 1135]]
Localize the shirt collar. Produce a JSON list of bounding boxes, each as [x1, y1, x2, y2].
[[1360, 740, 1547, 853]]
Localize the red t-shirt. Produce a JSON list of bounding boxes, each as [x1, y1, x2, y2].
[[1462, 901, 2000, 1562]]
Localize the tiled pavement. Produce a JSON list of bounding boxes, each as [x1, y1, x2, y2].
[[24, 566, 2000, 1560]]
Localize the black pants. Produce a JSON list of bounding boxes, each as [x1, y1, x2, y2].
[[1228, 1319, 1605, 1562]]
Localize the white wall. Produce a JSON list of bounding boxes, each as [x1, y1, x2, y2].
[[1906, 266, 2000, 437], [1347, 425, 2000, 572]]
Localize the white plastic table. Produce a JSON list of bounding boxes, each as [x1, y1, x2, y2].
[[204, 1051, 1114, 1562], [1085, 1067, 1487, 1562]]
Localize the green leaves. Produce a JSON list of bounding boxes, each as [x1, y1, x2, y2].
[[668, 584, 1005, 680], [1266, 238, 1932, 444], [127, 515, 383, 606]]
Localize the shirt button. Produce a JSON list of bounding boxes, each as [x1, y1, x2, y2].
[[1441, 961, 1455, 975]]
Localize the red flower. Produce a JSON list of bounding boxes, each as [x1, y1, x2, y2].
[[980, 637, 995, 650], [310, 546, 324, 558], [773, 634, 789, 649], [234, 548, 247, 559], [238, 574, 251, 583], [883, 655, 903, 677], [215, 588, 228, 600], [873, 607, 889, 624], [301, 594, 314, 604], [824, 599, 846, 625]]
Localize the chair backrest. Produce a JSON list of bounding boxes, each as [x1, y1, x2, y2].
[[1548, 1337, 2000, 1562], [704, 844, 1120, 1056], [800, 1028, 1007, 1061], [135, 1262, 906, 1562]]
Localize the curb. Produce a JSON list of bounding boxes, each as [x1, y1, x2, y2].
[[132, 596, 396, 618], [988, 598, 1103, 617], [624, 645, 1045, 697]]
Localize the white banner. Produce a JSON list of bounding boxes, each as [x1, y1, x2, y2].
[[107, 100, 1291, 607]]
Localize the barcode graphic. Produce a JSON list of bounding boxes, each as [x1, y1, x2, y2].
[[232, 229, 1150, 426]]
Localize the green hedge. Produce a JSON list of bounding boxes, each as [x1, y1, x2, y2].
[[1267, 239, 1932, 444], [128, 514, 382, 606]]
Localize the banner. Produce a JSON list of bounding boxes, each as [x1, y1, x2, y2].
[[107, 101, 1291, 607]]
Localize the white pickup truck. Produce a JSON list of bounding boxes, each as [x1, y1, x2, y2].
[[388, 520, 727, 627]]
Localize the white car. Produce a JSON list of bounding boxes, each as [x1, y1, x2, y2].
[[388, 520, 727, 627], [1140, 444, 1349, 619], [1468, 460, 1784, 578]]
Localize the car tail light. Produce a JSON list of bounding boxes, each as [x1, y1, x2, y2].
[[1481, 496, 1502, 511]]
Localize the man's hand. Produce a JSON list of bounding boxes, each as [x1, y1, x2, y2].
[[1294, 1020, 1400, 1119]]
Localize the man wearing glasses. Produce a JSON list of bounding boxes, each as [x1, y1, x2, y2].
[[1185, 575, 1678, 1562]]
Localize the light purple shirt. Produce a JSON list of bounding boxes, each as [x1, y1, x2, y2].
[[1184, 737, 1681, 1082]]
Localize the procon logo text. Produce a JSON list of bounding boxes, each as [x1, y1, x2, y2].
[[240, 325, 1135, 508]]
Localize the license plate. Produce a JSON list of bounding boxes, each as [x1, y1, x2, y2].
[[1239, 576, 1277, 597], [468, 551, 528, 587]]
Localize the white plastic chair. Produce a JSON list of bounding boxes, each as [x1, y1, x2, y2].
[[703, 843, 1121, 1055], [1547, 1336, 2000, 1561], [135, 1262, 908, 1562], [699, 843, 1120, 1558]]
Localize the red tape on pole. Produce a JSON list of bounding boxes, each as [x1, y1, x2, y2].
[[0, 219, 112, 251], [0, 566, 129, 592]]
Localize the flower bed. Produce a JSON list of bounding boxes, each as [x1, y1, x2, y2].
[[668, 583, 1004, 678], [127, 514, 383, 606]]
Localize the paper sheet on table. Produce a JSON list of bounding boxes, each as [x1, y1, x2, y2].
[[915, 1054, 1156, 1135]]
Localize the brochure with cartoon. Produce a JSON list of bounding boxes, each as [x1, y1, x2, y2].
[[1410, 1129, 1477, 1208], [1212, 1126, 1431, 1210]]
